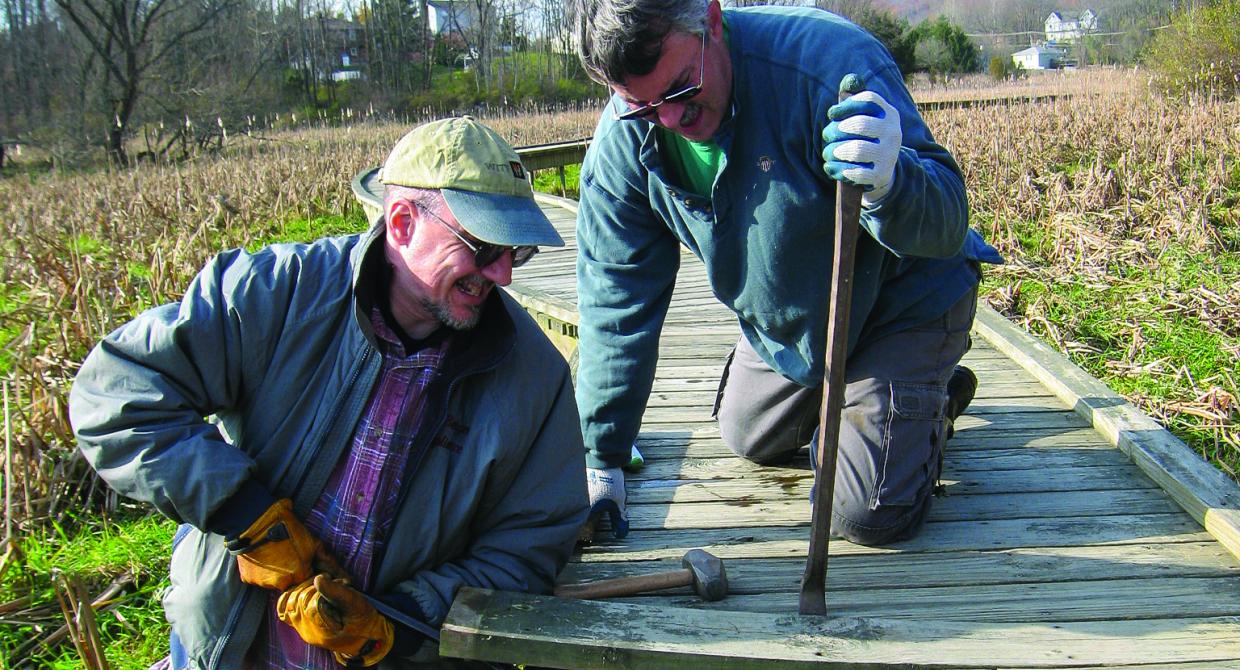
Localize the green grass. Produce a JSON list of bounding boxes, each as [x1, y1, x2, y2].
[[247, 210, 370, 252], [1, 514, 176, 670], [532, 164, 581, 200], [987, 239, 1240, 477], [0, 286, 24, 374]]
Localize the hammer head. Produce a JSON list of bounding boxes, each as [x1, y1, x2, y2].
[[681, 549, 728, 601]]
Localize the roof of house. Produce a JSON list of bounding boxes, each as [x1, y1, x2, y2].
[[1047, 9, 1096, 22], [1015, 45, 1062, 57]]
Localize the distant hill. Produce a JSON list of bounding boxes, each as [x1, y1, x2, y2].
[[870, 0, 1143, 32], [869, 0, 935, 24]]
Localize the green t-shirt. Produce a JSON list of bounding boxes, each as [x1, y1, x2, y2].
[[659, 131, 724, 198]]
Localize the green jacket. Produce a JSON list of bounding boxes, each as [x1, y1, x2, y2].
[[69, 224, 587, 668]]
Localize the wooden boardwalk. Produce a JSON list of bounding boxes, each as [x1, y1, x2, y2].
[[433, 195, 1240, 668], [350, 175, 1240, 667]]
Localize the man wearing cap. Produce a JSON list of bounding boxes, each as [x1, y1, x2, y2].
[[69, 117, 587, 669]]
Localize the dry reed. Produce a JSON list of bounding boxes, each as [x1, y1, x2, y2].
[[929, 68, 1239, 472]]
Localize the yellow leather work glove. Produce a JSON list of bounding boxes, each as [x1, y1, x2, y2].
[[277, 574, 394, 667], [225, 499, 346, 591]]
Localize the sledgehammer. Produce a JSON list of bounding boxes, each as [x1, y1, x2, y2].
[[553, 549, 728, 601]]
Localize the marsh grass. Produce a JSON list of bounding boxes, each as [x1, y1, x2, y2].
[[928, 74, 1239, 477]]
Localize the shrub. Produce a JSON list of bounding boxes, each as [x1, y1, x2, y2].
[[989, 55, 1024, 81], [1145, 0, 1240, 98], [908, 16, 980, 78]]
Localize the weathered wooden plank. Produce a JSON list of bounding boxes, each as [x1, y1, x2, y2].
[[649, 357, 1045, 377], [1015, 662, 1240, 670], [630, 428, 1115, 464], [974, 305, 1240, 562], [644, 377, 1055, 399], [626, 464, 1156, 503], [574, 513, 1211, 561], [646, 380, 1058, 405], [637, 407, 1091, 432], [643, 390, 1065, 414], [633, 426, 1113, 459], [442, 588, 1240, 669], [648, 338, 1014, 358], [629, 444, 1140, 481], [647, 343, 1012, 363], [607, 575, 1240, 622], [622, 488, 1180, 529], [560, 542, 1240, 592]]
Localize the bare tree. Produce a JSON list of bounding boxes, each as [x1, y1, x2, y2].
[[53, 0, 237, 165], [1, 0, 70, 141]]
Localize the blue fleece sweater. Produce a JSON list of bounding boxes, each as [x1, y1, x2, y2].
[[575, 6, 1002, 468]]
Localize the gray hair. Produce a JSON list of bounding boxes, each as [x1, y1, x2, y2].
[[568, 0, 708, 84], [383, 184, 445, 216]]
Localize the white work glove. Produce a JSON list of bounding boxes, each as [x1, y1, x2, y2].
[[586, 467, 629, 540], [821, 89, 902, 206]]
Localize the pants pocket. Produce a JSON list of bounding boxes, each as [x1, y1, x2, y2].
[[873, 381, 947, 509], [711, 344, 738, 419]]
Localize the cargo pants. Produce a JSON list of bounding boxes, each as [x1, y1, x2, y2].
[[715, 286, 977, 546]]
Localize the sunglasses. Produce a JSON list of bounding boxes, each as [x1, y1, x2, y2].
[[613, 28, 708, 121], [416, 204, 539, 269]]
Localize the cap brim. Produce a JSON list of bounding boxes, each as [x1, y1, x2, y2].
[[442, 188, 565, 248]]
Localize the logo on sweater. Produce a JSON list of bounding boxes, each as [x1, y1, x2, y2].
[[757, 156, 774, 172]]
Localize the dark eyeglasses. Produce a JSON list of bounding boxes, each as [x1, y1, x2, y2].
[[416, 204, 539, 269], [613, 29, 708, 121]]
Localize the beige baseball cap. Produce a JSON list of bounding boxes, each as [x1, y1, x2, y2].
[[380, 116, 563, 247]]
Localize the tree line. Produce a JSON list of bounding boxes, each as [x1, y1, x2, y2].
[[0, 0, 595, 166], [0, 0, 1181, 168]]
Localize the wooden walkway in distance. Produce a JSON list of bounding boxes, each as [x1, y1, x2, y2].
[[439, 195, 1240, 668]]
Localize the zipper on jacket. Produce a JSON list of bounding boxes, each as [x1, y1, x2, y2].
[[213, 346, 378, 668], [291, 346, 378, 513], [208, 587, 254, 670]]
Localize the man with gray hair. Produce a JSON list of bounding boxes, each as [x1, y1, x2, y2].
[[568, 0, 1002, 545], [70, 116, 587, 668]]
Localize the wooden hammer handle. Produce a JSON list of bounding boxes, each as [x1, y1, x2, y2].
[[553, 569, 693, 600]]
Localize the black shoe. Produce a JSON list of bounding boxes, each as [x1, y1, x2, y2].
[[944, 365, 978, 441], [936, 365, 978, 497]]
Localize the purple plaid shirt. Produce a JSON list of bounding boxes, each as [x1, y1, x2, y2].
[[246, 307, 449, 668]]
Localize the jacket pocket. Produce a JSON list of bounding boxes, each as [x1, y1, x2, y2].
[[872, 381, 946, 509]]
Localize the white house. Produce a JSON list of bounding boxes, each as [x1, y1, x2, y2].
[[1045, 9, 1098, 43], [423, 0, 489, 37], [1012, 44, 1063, 70]]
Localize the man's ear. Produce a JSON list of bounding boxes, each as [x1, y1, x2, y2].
[[386, 199, 417, 245], [707, 0, 723, 38]]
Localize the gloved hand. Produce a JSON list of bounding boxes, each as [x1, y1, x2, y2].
[[225, 498, 346, 591], [586, 467, 629, 540], [822, 89, 902, 205], [277, 574, 394, 667]]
